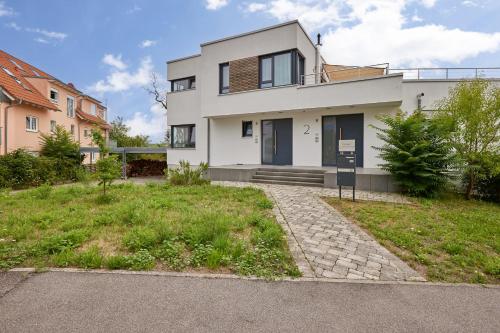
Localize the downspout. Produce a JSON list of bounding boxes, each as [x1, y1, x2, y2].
[[207, 118, 211, 166], [3, 98, 22, 155], [315, 33, 322, 84]]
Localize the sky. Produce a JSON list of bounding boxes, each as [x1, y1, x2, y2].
[[1, 0, 499, 142]]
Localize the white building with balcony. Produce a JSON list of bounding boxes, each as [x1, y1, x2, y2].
[[166, 20, 499, 191]]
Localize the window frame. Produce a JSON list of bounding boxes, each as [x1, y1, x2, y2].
[[50, 120, 57, 133], [84, 129, 89, 137], [49, 88, 59, 104], [70, 124, 75, 135], [170, 124, 196, 149], [170, 76, 196, 92], [26, 116, 38, 132], [66, 96, 75, 118], [219, 63, 230, 94], [90, 103, 96, 116], [242, 121, 253, 138], [258, 49, 301, 89]]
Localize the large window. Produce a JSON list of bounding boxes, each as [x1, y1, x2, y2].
[[67, 96, 75, 117], [219, 63, 229, 94], [259, 50, 302, 88], [171, 77, 196, 92], [26, 116, 38, 132], [171, 124, 196, 148]]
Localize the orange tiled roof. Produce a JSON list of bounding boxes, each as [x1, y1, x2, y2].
[[76, 108, 111, 129], [0, 50, 56, 109]]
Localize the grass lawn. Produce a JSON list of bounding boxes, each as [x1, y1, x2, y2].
[[0, 183, 299, 278], [324, 196, 499, 284]]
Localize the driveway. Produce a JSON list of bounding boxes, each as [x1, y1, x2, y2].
[[214, 181, 422, 281], [1, 271, 498, 333]]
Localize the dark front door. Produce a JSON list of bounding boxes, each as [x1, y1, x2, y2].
[[262, 118, 293, 165], [322, 114, 364, 167]]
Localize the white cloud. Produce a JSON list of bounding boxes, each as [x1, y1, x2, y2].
[[25, 27, 67, 40], [124, 103, 166, 141], [34, 37, 49, 44], [89, 56, 153, 93], [245, 0, 500, 67], [245, 2, 267, 12], [411, 14, 423, 22], [462, 0, 479, 7], [126, 4, 142, 14], [205, 0, 229, 10], [0, 1, 14, 17], [5, 21, 20, 30], [102, 54, 127, 70], [140, 39, 157, 48]]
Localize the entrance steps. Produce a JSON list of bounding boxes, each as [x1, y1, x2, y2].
[[250, 168, 325, 187]]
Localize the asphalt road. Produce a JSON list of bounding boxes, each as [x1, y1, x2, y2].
[[1, 271, 498, 333]]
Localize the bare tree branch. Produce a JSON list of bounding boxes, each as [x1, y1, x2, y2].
[[146, 72, 168, 110]]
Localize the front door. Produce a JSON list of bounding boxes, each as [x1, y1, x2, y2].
[[261, 118, 293, 165], [322, 114, 364, 167]]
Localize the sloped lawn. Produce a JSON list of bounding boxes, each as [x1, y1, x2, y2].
[[0, 183, 299, 278], [324, 195, 499, 284]]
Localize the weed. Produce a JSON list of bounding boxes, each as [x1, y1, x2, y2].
[[127, 249, 156, 270], [75, 246, 103, 269], [104, 255, 131, 270], [123, 227, 158, 251]]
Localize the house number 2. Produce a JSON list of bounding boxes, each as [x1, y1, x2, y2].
[[304, 124, 311, 135]]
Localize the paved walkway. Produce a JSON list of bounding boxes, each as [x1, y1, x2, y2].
[[214, 181, 423, 281]]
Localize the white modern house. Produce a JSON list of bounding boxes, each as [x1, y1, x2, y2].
[[166, 20, 499, 191]]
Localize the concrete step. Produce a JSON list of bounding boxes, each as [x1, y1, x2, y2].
[[257, 168, 326, 174], [255, 171, 325, 179], [252, 175, 324, 183], [250, 179, 324, 187]]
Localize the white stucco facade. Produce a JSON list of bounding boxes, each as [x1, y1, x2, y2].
[[166, 20, 499, 169]]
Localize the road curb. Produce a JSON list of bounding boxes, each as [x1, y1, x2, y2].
[[9, 267, 499, 289]]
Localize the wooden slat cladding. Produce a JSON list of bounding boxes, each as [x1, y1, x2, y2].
[[324, 64, 385, 82], [229, 56, 259, 93]]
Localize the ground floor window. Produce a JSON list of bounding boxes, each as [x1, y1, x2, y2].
[[171, 124, 196, 148], [50, 120, 56, 132], [91, 152, 97, 162], [26, 116, 38, 132], [242, 121, 253, 137]]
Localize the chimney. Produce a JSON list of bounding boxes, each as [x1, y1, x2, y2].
[[67, 82, 75, 89], [315, 33, 322, 84]]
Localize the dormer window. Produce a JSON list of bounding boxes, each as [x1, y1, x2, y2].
[[50, 89, 59, 103], [90, 103, 96, 115], [171, 77, 196, 92]]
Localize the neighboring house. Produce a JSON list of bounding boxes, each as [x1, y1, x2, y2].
[[166, 20, 499, 190], [0, 49, 109, 164]]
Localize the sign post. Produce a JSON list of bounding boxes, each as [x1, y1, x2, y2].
[[337, 140, 356, 201]]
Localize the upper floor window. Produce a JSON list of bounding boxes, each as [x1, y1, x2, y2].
[[171, 77, 196, 92], [50, 120, 57, 133], [171, 124, 196, 148], [50, 89, 59, 103], [67, 96, 75, 118], [70, 124, 75, 135], [90, 103, 96, 116], [26, 116, 38, 132], [219, 63, 229, 94], [259, 50, 302, 88]]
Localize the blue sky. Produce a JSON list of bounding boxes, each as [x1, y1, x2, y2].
[[1, 0, 499, 142]]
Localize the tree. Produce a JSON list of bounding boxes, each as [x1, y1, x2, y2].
[[109, 117, 149, 147], [40, 125, 81, 179], [435, 79, 500, 199], [373, 110, 455, 197], [146, 72, 169, 145], [91, 129, 121, 195]]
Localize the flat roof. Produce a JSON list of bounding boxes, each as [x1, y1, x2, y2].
[[166, 20, 318, 64]]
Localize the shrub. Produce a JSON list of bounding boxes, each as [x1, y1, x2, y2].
[[472, 152, 500, 202], [372, 111, 455, 197], [166, 160, 209, 186], [40, 125, 81, 180], [0, 149, 57, 189]]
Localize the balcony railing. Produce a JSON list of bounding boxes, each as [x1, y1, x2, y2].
[[388, 67, 500, 80], [300, 65, 500, 85]]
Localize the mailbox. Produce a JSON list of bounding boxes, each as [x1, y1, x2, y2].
[[337, 153, 356, 201]]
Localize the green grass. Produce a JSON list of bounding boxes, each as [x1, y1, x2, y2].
[[0, 183, 299, 278], [324, 195, 500, 284]]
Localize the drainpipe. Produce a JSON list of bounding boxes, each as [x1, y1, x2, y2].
[[3, 98, 22, 155], [315, 33, 322, 84]]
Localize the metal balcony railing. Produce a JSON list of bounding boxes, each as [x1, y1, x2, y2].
[[300, 65, 500, 85], [387, 67, 500, 80]]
